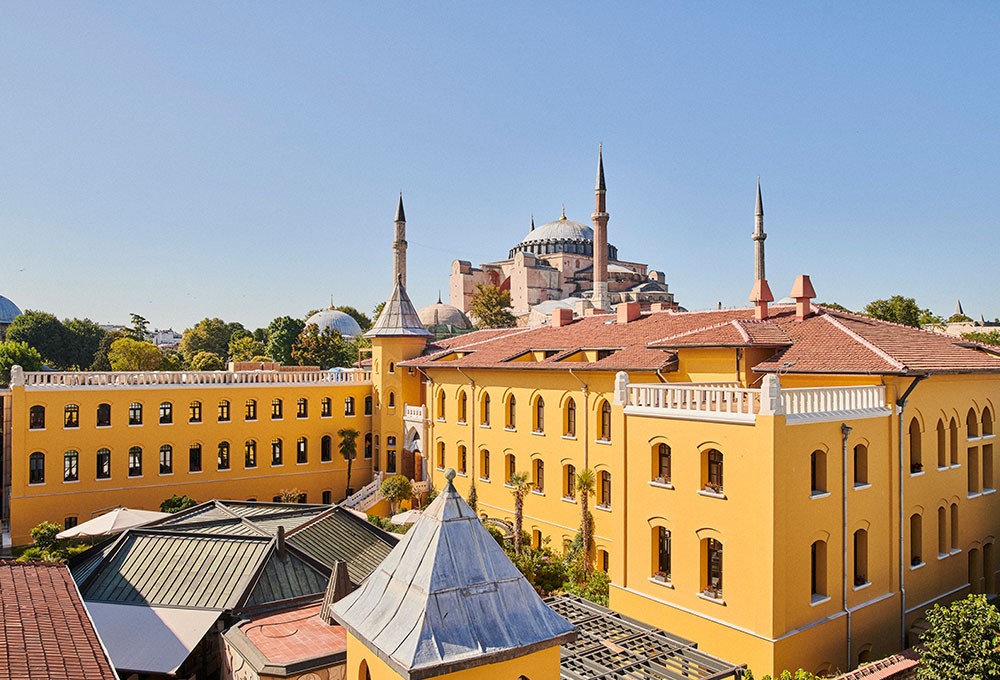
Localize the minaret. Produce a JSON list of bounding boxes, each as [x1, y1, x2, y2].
[[592, 144, 610, 311], [749, 178, 774, 320], [393, 193, 407, 288]]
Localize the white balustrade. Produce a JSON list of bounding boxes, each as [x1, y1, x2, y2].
[[344, 471, 385, 512], [403, 404, 425, 423], [781, 385, 887, 421], [21, 368, 371, 389]]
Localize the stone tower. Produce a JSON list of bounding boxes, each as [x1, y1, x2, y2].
[[393, 193, 407, 288], [591, 145, 610, 312], [749, 178, 773, 320]]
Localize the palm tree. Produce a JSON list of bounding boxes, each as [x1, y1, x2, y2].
[[576, 468, 596, 577], [509, 472, 531, 556], [338, 428, 360, 496]]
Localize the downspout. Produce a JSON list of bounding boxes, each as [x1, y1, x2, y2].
[[457, 368, 476, 481], [568, 369, 590, 468], [896, 374, 927, 651], [841, 422, 853, 668], [415, 367, 434, 487]]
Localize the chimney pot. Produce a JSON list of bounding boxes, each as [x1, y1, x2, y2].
[[617, 302, 642, 324], [790, 275, 816, 320]]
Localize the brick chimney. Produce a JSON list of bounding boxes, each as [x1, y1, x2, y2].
[[617, 301, 642, 325], [551, 308, 574, 327], [790, 275, 816, 320]]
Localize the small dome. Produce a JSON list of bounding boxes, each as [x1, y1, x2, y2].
[[304, 308, 363, 339], [0, 295, 22, 325], [418, 301, 473, 330]]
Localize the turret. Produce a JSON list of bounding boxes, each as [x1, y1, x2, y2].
[[591, 144, 610, 311]]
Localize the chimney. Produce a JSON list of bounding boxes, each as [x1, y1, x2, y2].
[[650, 302, 664, 312], [749, 280, 774, 321], [551, 308, 574, 327], [320, 560, 353, 625], [790, 275, 816, 320], [277, 525, 286, 559], [617, 302, 642, 324]]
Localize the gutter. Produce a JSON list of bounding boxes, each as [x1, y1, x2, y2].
[[895, 374, 927, 651]]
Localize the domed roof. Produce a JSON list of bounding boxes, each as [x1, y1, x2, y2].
[[517, 213, 593, 247], [417, 300, 473, 330], [304, 308, 363, 338], [0, 295, 21, 325]]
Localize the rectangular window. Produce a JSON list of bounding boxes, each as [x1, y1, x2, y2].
[[322, 490, 332, 504], [29, 453, 45, 484], [321, 436, 332, 462], [565, 464, 576, 498], [29, 406, 45, 429], [159, 446, 173, 475], [97, 403, 111, 427], [657, 527, 672, 580], [245, 440, 257, 468], [64, 404, 79, 429], [64, 516, 78, 530], [297, 438, 308, 464], [272, 399, 283, 419], [63, 451, 79, 482], [272, 439, 283, 465], [189, 444, 202, 473], [128, 447, 142, 477], [322, 397, 332, 417], [128, 402, 142, 426], [96, 449, 111, 479], [218, 400, 230, 422], [297, 398, 308, 418], [159, 402, 173, 424], [481, 450, 490, 480], [245, 399, 257, 421], [364, 396, 372, 416], [707, 539, 723, 596], [344, 397, 355, 416], [600, 471, 612, 508], [189, 401, 202, 423], [218, 442, 230, 470]]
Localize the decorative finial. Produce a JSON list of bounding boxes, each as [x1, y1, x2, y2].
[[445, 467, 457, 483], [561, 204, 566, 220], [330, 294, 335, 309]]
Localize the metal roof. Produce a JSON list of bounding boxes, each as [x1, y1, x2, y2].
[[332, 471, 577, 680], [245, 551, 329, 607], [286, 507, 397, 583], [366, 279, 433, 338], [546, 595, 743, 680]]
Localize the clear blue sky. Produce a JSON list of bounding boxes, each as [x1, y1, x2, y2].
[[2, 3, 999, 330]]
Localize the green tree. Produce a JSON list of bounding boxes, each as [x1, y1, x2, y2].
[[5, 310, 71, 367], [372, 301, 386, 324], [509, 472, 531, 556], [920, 309, 945, 327], [266, 316, 305, 365], [467, 484, 478, 514], [179, 318, 244, 362], [338, 428, 360, 495], [291, 323, 351, 368], [918, 594, 1000, 680], [816, 302, 850, 312], [64, 318, 108, 369], [744, 670, 818, 680], [278, 488, 304, 503], [228, 335, 266, 362], [380, 474, 413, 514], [126, 313, 151, 341], [107, 337, 165, 371], [947, 313, 973, 323], [336, 305, 373, 331], [963, 330, 1000, 347], [160, 349, 186, 370], [190, 351, 225, 371], [469, 283, 516, 328], [160, 495, 198, 513], [576, 468, 596, 577], [30, 521, 61, 550], [89, 330, 124, 370], [0, 340, 43, 385], [862, 296, 922, 327]]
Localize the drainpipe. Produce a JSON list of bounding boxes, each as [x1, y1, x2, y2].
[[568, 369, 590, 468], [457, 368, 476, 481], [841, 422, 853, 668], [896, 374, 927, 651], [416, 367, 434, 486]]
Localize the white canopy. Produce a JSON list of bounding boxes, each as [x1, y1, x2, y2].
[[57, 507, 170, 539], [390, 509, 423, 525]]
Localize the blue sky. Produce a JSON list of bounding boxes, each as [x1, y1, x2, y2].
[[2, 3, 999, 330]]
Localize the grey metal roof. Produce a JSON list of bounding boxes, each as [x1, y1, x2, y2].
[[365, 279, 433, 338], [332, 471, 577, 680], [245, 551, 329, 607], [305, 308, 364, 339], [286, 507, 397, 584]]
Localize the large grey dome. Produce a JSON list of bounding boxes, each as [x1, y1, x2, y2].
[[509, 213, 617, 260], [520, 217, 593, 245], [0, 295, 21, 325], [417, 301, 473, 330], [304, 308, 363, 339]]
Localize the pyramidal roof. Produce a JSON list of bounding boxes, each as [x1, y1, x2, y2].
[[365, 278, 433, 338], [331, 470, 576, 680]]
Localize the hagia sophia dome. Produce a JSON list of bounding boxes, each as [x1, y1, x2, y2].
[[304, 308, 363, 339], [508, 209, 618, 260], [417, 298, 473, 330]]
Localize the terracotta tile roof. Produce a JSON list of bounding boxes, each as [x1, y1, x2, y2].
[[834, 650, 918, 679], [236, 603, 347, 666], [402, 305, 1000, 376], [0, 560, 116, 680]]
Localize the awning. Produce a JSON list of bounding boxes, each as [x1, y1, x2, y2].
[[86, 603, 220, 675]]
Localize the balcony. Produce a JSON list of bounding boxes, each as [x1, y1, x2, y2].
[[16, 368, 371, 389], [623, 378, 889, 425]]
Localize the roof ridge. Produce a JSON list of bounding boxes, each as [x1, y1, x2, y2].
[[647, 320, 734, 346], [822, 313, 907, 372], [731, 320, 752, 343]]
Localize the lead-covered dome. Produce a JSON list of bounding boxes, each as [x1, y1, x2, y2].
[[509, 212, 617, 260], [0, 295, 21, 325], [418, 300, 473, 330], [304, 308, 363, 339]]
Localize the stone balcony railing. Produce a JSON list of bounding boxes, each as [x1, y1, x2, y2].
[[403, 404, 426, 423], [622, 375, 890, 425], [13, 366, 371, 389]]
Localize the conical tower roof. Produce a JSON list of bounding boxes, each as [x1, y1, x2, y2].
[[331, 470, 576, 680], [366, 278, 432, 338]]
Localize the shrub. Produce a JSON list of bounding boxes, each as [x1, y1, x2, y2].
[[30, 521, 61, 551], [380, 475, 412, 514], [161, 495, 198, 513]]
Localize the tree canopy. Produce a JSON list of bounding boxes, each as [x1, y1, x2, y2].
[[291, 323, 352, 368], [179, 318, 245, 362], [108, 337, 165, 371], [918, 594, 1000, 679], [862, 296, 923, 327], [0, 340, 43, 385], [190, 351, 226, 371], [469, 283, 517, 328], [228, 335, 266, 362], [266, 316, 305, 365], [963, 330, 1000, 347], [5, 310, 72, 367], [63, 318, 109, 369]]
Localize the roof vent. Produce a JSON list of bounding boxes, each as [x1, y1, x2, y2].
[[617, 302, 642, 325], [790, 275, 816, 320], [749, 279, 774, 321]]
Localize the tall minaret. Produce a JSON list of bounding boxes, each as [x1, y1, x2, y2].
[[749, 178, 773, 320], [592, 144, 610, 311], [393, 193, 407, 288]]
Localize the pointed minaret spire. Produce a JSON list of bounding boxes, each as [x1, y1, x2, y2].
[[955, 299, 965, 316], [592, 144, 610, 311], [749, 178, 773, 320], [393, 194, 407, 288], [530, 214, 535, 231], [437, 290, 442, 304]]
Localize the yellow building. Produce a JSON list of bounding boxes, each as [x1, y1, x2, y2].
[[1, 364, 374, 545]]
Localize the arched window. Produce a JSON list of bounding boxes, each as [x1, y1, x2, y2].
[[297, 398, 308, 418], [437, 442, 446, 469], [271, 438, 283, 465], [271, 398, 283, 419], [364, 433, 372, 458], [811, 540, 828, 599], [938, 506, 948, 555], [459, 445, 467, 474], [655, 444, 671, 483], [386, 436, 397, 473], [245, 440, 257, 468], [64, 404, 79, 428], [909, 418, 922, 473], [159, 445, 172, 474], [937, 419, 947, 468], [97, 403, 111, 427], [387, 392, 395, 409], [704, 538, 723, 597], [564, 398, 576, 437], [970, 442, 982, 494], [297, 437, 308, 464], [245, 399, 257, 421], [534, 397, 545, 433], [506, 395, 516, 429], [984, 442, 995, 492], [598, 401, 612, 441], [854, 444, 868, 487], [189, 444, 202, 472], [481, 393, 491, 426], [344, 397, 355, 416], [160, 401, 173, 424], [598, 470, 612, 508], [321, 435, 332, 462], [437, 391, 446, 419], [128, 446, 142, 477], [321, 397, 332, 417], [950, 418, 960, 465], [983, 407, 994, 436], [218, 400, 230, 422], [853, 529, 868, 586], [322, 490, 332, 504], [29, 405, 45, 429], [910, 513, 923, 566], [128, 402, 142, 426], [951, 503, 959, 551], [656, 527, 672, 582], [28, 452, 45, 484], [63, 450, 79, 482], [388, 362, 395, 374], [533, 458, 544, 492], [705, 449, 724, 493], [811, 450, 827, 495], [458, 392, 468, 423], [505, 453, 516, 483], [217, 442, 230, 470], [480, 449, 491, 480], [564, 464, 576, 499], [364, 395, 372, 415], [968, 408, 980, 438], [96, 448, 111, 479]]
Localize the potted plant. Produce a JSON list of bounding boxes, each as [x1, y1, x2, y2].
[[704, 481, 723, 494], [654, 476, 669, 485], [653, 569, 669, 583], [703, 584, 722, 598]]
